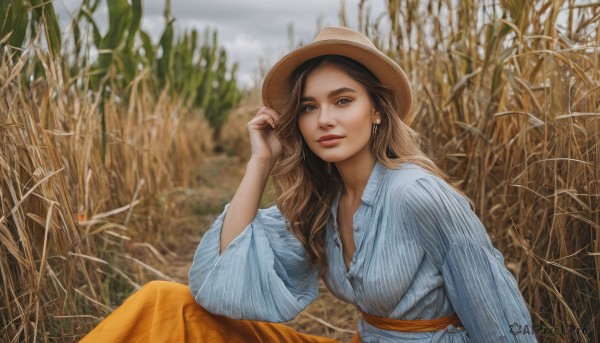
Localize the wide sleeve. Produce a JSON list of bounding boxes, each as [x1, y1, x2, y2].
[[188, 203, 319, 322], [401, 176, 536, 342]]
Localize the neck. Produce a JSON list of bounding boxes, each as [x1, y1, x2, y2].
[[334, 150, 376, 203]]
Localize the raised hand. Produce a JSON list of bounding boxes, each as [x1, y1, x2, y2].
[[247, 107, 283, 164]]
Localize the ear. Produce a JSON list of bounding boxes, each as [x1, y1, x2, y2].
[[373, 109, 382, 124]]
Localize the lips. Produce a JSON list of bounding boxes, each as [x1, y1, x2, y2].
[[317, 134, 344, 142]]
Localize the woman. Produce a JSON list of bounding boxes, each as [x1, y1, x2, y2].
[[82, 27, 535, 343]]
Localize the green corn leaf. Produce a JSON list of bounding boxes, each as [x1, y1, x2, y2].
[[79, 8, 102, 47], [157, 18, 175, 86], [1, 0, 28, 52], [41, 1, 62, 58], [100, 0, 130, 50], [86, 0, 101, 12], [72, 17, 82, 59], [27, 0, 61, 57], [125, 0, 142, 51], [96, 0, 131, 82], [190, 29, 198, 57], [139, 29, 154, 64]]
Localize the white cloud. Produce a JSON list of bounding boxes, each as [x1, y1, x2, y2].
[[223, 34, 267, 60], [55, 0, 388, 88]]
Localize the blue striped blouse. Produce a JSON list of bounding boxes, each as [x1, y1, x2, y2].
[[189, 161, 536, 342]]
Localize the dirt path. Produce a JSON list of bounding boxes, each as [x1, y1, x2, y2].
[[160, 154, 247, 283], [160, 154, 359, 342]]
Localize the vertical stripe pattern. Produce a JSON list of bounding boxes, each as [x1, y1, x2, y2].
[[189, 162, 536, 342]]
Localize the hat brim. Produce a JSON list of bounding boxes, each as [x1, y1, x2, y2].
[[262, 39, 412, 120]]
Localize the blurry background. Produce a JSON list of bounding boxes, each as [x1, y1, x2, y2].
[[53, 0, 389, 88], [1, 0, 598, 342]]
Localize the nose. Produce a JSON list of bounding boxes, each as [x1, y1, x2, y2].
[[317, 106, 336, 128]]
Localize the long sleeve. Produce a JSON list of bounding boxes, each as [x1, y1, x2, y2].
[[188, 204, 319, 322], [401, 176, 536, 342]]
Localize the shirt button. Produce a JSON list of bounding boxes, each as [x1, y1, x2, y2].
[[347, 273, 354, 281], [353, 225, 360, 232]]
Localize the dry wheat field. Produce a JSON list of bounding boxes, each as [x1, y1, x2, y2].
[[1, 0, 599, 342]]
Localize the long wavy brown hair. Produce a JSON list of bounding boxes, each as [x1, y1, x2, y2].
[[271, 55, 449, 277]]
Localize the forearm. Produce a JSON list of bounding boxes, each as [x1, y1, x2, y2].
[[220, 157, 274, 254]]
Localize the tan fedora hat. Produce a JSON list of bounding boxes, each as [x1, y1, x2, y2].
[[262, 26, 412, 120]]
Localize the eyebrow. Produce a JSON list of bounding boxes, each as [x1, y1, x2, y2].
[[300, 87, 358, 102]]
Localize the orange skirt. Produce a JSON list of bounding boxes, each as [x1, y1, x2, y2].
[[80, 281, 347, 343]]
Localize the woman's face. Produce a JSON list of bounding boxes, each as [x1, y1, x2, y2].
[[298, 64, 381, 164]]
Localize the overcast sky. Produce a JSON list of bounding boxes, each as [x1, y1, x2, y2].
[[54, 0, 388, 88]]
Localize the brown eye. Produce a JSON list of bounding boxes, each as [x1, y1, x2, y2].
[[302, 104, 317, 112]]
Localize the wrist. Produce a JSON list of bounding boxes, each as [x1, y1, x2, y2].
[[247, 157, 276, 177]]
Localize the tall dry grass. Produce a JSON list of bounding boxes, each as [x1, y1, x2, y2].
[[0, 45, 212, 341], [215, 2, 600, 340], [2, 0, 599, 342], [352, 0, 599, 341]]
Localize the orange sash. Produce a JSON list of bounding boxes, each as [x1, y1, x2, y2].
[[352, 311, 463, 343], [361, 311, 463, 332]]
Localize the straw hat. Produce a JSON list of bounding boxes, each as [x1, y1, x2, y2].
[[262, 26, 412, 120]]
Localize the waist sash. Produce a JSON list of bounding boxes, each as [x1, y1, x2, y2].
[[360, 311, 463, 332]]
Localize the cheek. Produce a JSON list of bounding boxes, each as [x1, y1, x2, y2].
[[356, 125, 373, 145], [346, 113, 373, 138]]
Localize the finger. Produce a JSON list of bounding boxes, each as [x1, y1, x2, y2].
[[261, 107, 281, 122], [249, 113, 276, 128], [256, 107, 280, 124], [252, 110, 277, 128], [254, 107, 266, 117]]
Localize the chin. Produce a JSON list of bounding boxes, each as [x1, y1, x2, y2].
[[312, 151, 355, 163]]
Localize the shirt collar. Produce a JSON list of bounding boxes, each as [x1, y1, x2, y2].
[[360, 159, 386, 206], [330, 160, 387, 220]]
